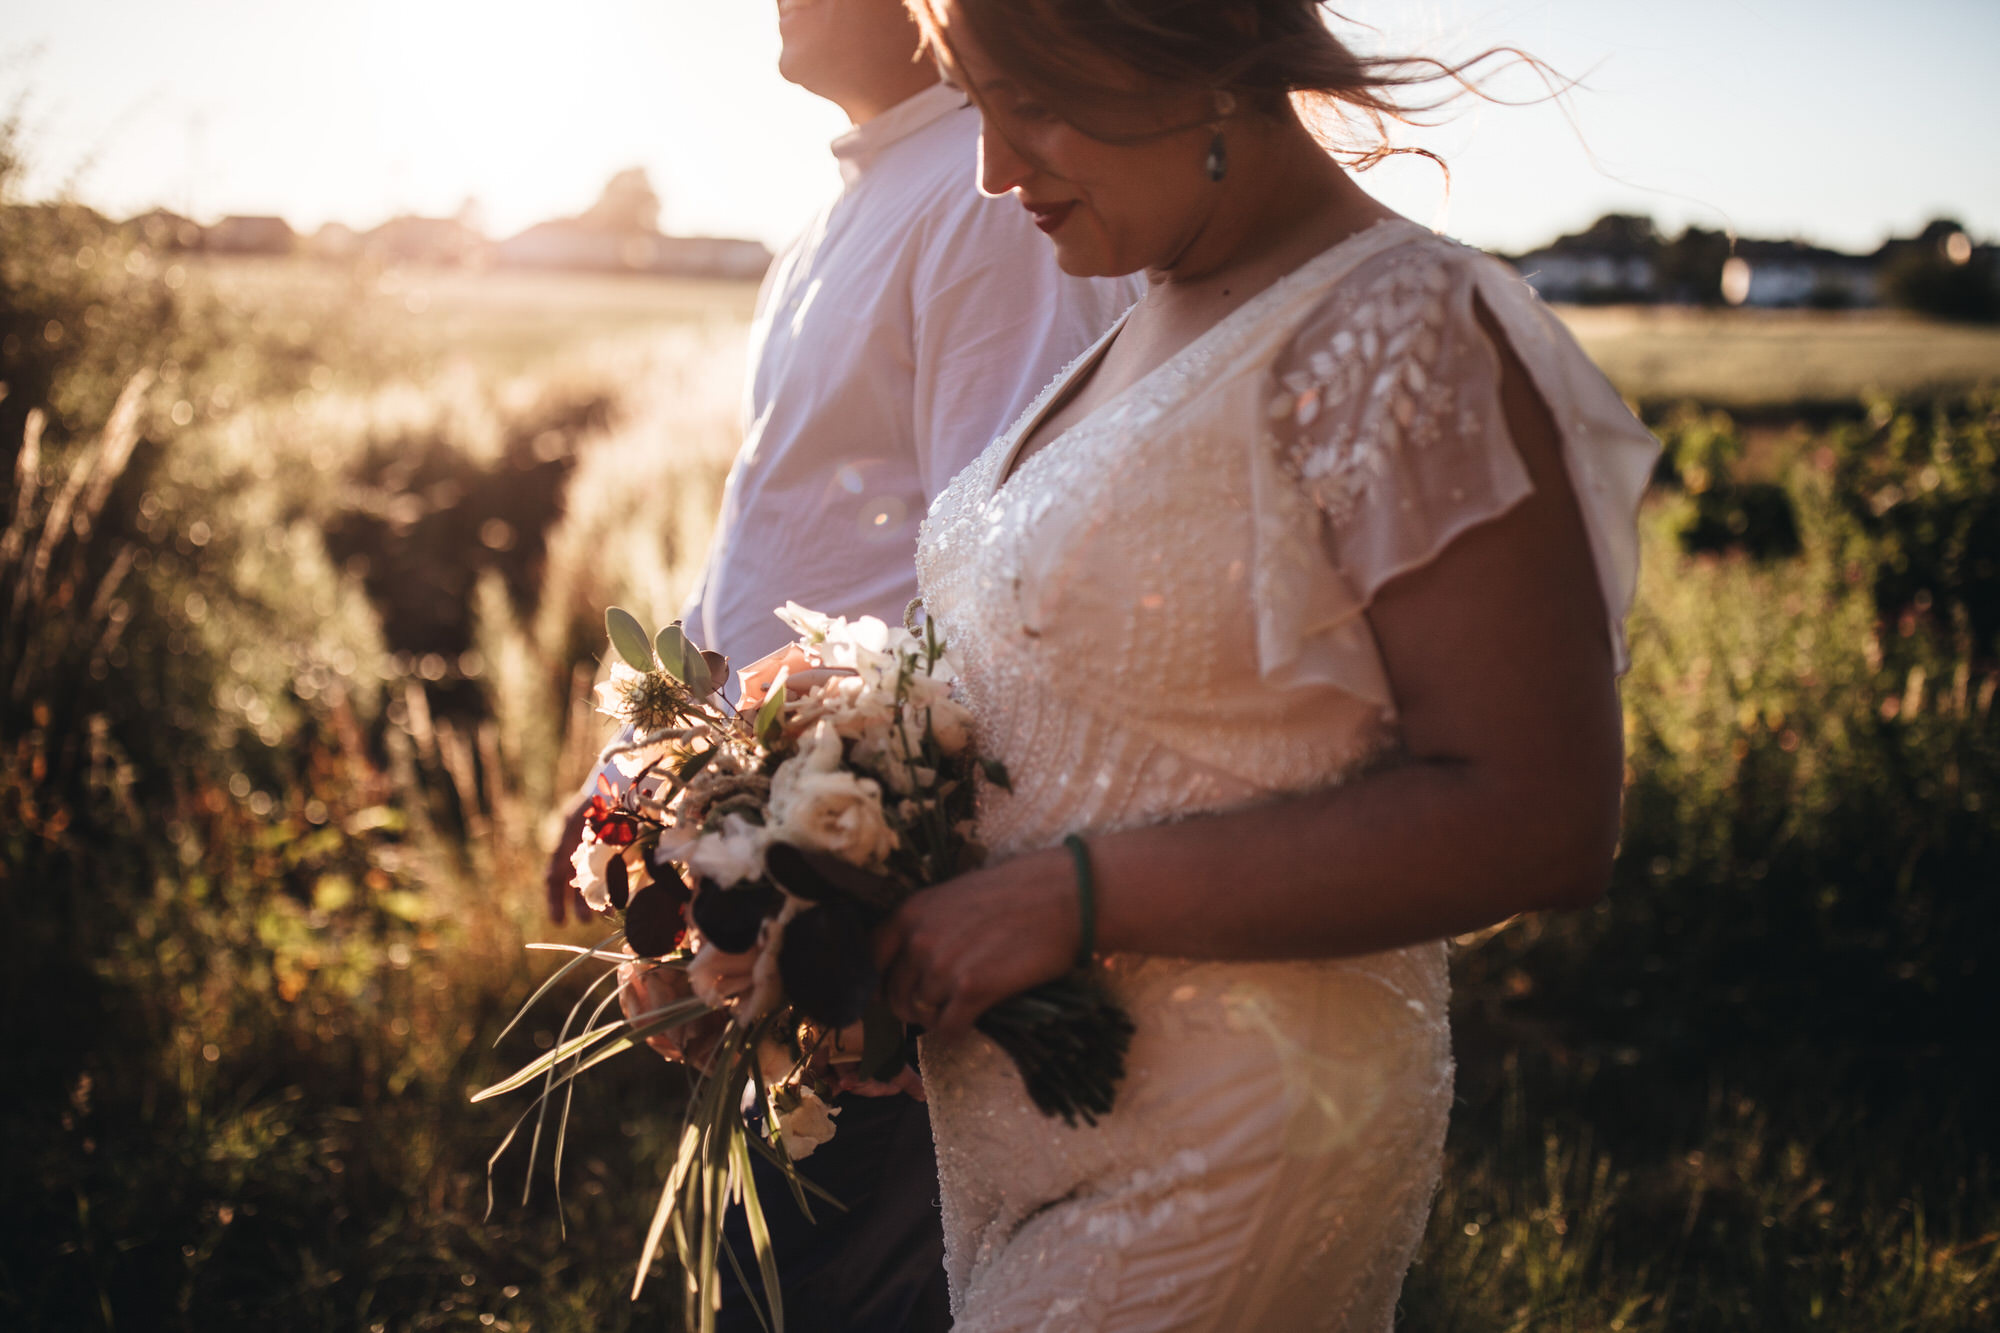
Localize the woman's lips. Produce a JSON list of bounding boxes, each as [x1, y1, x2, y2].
[[1025, 200, 1075, 235]]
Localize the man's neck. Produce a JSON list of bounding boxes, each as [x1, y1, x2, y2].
[[829, 64, 942, 127]]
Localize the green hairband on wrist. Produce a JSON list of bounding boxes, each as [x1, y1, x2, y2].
[[1062, 833, 1097, 970]]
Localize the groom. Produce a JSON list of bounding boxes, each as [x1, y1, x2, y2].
[[548, 2, 1140, 1328]]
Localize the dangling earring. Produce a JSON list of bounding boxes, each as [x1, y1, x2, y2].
[[1204, 91, 1237, 183]]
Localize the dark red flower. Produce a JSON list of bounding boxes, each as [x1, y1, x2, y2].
[[585, 793, 640, 847]]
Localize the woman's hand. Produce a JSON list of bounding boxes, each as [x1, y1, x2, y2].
[[873, 847, 1081, 1041]]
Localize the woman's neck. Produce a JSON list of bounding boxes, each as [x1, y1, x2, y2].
[[1147, 119, 1401, 311]]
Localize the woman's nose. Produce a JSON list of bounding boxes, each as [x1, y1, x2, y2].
[[977, 126, 1031, 199]]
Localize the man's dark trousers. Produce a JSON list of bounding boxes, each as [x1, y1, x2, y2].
[[716, 1091, 950, 1332]]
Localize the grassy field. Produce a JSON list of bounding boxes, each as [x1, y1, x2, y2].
[[1557, 303, 2000, 410], [192, 253, 2000, 408], [6, 210, 1998, 1333]]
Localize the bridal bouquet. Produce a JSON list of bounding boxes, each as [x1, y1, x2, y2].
[[476, 602, 1131, 1328]]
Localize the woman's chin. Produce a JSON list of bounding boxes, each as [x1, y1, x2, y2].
[[1049, 237, 1143, 281]]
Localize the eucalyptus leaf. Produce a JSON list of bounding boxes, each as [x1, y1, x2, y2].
[[655, 622, 693, 684], [653, 621, 713, 698], [701, 650, 729, 697], [683, 651, 713, 700], [607, 606, 656, 672]]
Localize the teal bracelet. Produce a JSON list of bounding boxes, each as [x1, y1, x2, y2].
[[1062, 833, 1096, 969]]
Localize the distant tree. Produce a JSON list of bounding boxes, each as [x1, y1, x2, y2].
[[582, 167, 661, 235], [1657, 226, 1732, 305], [1880, 219, 1998, 322], [1574, 213, 1663, 252]]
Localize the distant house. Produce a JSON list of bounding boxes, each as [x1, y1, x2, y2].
[[305, 221, 362, 261], [125, 207, 204, 252], [494, 167, 771, 280], [495, 218, 657, 273], [1720, 239, 1876, 308], [364, 215, 487, 267], [1512, 214, 1661, 304], [495, 219, 770, 280], [656, 234, 773, 280], [205, 215, 295, 255]]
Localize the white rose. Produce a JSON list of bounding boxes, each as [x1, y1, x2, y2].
[[686, 813, 769, 887], [774, 602, 836, 644], [819, 615, 891, 684], [569, 835, 618, 913], [773, 1084, 841, 1159], [591, 661, 647, 720], [767, 722, 899, 867], [797, 674, 898, 744]]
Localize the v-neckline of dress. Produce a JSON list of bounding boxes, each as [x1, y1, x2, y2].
[[986, 215, 1420, 501]]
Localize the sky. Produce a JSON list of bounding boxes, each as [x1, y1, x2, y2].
[[5, 0, 1996, 256]]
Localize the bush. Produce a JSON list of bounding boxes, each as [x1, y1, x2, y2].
[[0, 112, 700, 1329], [1653, 405, 1802, 560], [1410, 390, 2000, 1330], [1880, 249, 2000, 323]]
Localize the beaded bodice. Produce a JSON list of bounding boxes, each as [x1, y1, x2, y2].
[[916, 220, 1657, 858]]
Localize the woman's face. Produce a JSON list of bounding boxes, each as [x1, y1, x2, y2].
[[934, 3, 1220, 278]]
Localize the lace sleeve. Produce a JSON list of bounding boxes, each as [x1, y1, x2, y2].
[[1247, 244, 1534, 709]]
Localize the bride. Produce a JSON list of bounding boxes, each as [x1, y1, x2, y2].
[[871, 1, 1659, 1329]]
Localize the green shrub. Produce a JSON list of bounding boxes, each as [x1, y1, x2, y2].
[[0, 112, 688, 1330], [1881, 249, 2000, 324], [1414, 390, 2000, 1330]]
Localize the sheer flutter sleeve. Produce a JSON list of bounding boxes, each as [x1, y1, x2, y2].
[[1248, 241, 1656, 711]]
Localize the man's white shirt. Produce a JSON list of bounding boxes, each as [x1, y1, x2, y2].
[[683, 84, 1144, 671]]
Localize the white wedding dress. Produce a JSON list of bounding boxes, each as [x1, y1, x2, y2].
[[913, 219, 1658, 1332]]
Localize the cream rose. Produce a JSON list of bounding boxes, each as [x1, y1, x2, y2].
[[767, 721, 898, 867]]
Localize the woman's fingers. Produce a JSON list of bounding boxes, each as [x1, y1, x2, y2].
[[874, 878, 1028, 1035]]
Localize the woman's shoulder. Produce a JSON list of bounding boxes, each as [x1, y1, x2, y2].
[[1284, 224, 1527, 339]]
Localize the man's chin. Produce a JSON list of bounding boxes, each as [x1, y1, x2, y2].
[[775, 40, 831, 94]]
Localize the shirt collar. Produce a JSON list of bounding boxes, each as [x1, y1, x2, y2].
[[830, 83, 965, 186]]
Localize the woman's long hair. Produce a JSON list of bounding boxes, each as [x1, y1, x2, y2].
[[906, 0, 1562, 175]]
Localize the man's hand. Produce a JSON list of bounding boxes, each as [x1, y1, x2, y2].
[[544, 796, 591, 924]]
